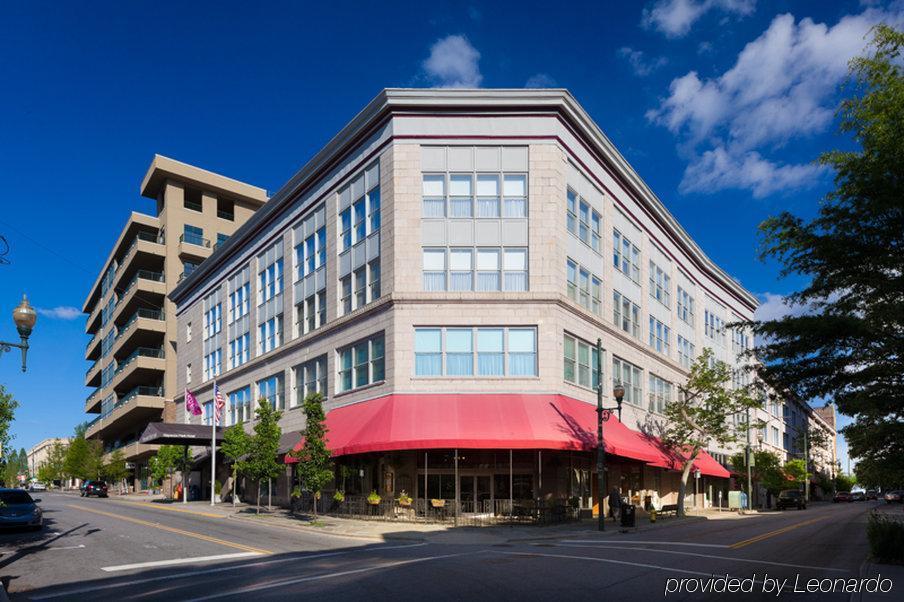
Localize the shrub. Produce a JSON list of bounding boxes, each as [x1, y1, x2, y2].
[[367, 490, 381, 505], [867, 512, 904, 564], [333, 490, 345, 503]]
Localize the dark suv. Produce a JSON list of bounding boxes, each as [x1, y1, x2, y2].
[[81, 480, 108, 498], [776, 489, 807, 510]]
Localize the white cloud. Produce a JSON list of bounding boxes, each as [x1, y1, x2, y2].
[[422, 35, 483, 88], [617, 47, 668, 77], [37, 306, 81, 320], [648, 8, 903, 196], [642, 0, 756, 38], [525, 73, 557, 88]]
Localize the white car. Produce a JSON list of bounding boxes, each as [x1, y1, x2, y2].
[[28, 483, 47, 492]]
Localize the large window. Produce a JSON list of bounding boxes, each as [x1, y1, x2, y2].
[[229, 283, 249, 323], [648, 374, 672, 414], [612, 357, 642, 406], [422, 247, 528, 292], [563, 334, 601, 390], [704, 309, 726, 346], [257, 373, 285, 410], [613, 291, 641, 338], [422, 172, 527, 219], [296, 290, 326, 336], [338, 333, 385, 393], [339, 259, 380, 317], [566, 189, 601, 252], [294, 355, 327, 406], [203, 349, 222, 381], [204, 303, 222, 339], [228, 386, 252, 425], [648, 316, 671, 356], [296, 225, 326, 281], [413, 327, 537, 377], [613, 230, 641, 283], [677, 335, 695, 369], [566, 259, 602, 316], [677, 286, 695, 326], [340, 178, 380, 252], [258, 316, 283, 355], [258, 257, 283, 305], [229, 332, 249, 369], [649, 261, 671, 308]]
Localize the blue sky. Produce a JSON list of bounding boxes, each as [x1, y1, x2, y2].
[[2, 0, 898, 471]]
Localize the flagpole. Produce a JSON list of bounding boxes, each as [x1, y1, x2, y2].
[[211, 382, 217, 506]]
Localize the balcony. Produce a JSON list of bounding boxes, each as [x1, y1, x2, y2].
[[85, 331, 101, 361], [110, 347, 165, 394], [85, 387, 103, 414], [112, 308, 166, 358], [114, 271, 165, 323], [179, 232, 212, 261], [86, 386, 165, 441], [85, 302, 102, 335], [217, 209, 234, 221], [103, 440, 158, 462], [114, 231, 165, 291], [85, 358, 102, 388]]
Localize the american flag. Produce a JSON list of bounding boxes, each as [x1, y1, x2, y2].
[[213, 382, 226, 424]]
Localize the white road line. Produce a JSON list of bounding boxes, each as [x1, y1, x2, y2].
[[29, 543, 426, 600], [493, 550, 721, 577], [48, 544, 86, 551], [560, 539, 731, 548], [184, 552, 472, 601], [101, 552, 261, 572], [553, 543, 850, 572]]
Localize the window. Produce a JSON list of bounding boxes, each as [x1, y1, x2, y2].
[[229, 332, 249, 369], [184, 189, 202, 212], [339, 259, 380, 316], [677, 286, 695, 326], [296, 225, 326, 281], [563, 334, 600, 389], [203, 348, 222, 381], [295, 356, 327, 405], [476, 249, 500, 291], [771, 426, 780, 447], [216, 233, 229, 248], [204, 303, 222, 339], [185, 363, 191, 384], [648, 374, 672, 414], [258, 316, 283, 355], [423, 175, 446, 217], [229, 282, 250, 323], [648, 316, 671, 356], [503, 249, 528, 291], [257, 373, 285, 410], [340, 276, 352, 314], [613, 291, 641, 338], [423, 249, 446, 291], [341, 177, 380, 252], [450, 174, 473, 217], [612, 357, 643, 406], [228, 386, 251, 425], [649, 261, 671, 308], [477, 174, 499, 217], [353, 197, 366, 242], [339, 207, 352, 251], [423, 247, 528, 293], [258, 257, 283, 305], [369, 259, 381, 300], [338, 333, 385, 393], [183, 224, 205, 247], [450, 249, 472, 291], [566, 259, 602, 316], [613, 230, 641, 283], [704, 309, 726, 346], [203, 401, 213, 426], [732, 327, 751, 353], [297, 290, 327, 336], [186, 322, 192, 343], [412, 327, 537, 378], [566, 189, 601, 252], [677, 335, 695, 369], [503, 175, 527, 218], [369, 187, 381, 232]]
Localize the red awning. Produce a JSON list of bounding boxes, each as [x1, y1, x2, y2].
[[286, 394, 664, 464], [647, 445, 731, 479]]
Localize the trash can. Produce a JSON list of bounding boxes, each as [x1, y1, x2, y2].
[[621, 504, 636, 528]]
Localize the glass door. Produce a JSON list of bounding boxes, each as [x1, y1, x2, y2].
[[476, 476, 492, 513], [460, 475, 475, 513]]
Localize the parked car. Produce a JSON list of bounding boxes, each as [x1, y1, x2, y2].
[[776, 489, 807, 510], [28, 482, 47, 492], [865, 490, 878, 500], [0, 488, 43, 530], [81, 480, 108, 498], [833, 491, 853, 503], [884, 490, 903, 504], [851, 491, 866, 501]]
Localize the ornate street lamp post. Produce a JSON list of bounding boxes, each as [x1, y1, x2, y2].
[[596, 338, 624, 531], [1, 294, 37, 372]]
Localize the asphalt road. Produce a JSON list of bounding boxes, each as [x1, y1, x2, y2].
[[0, 493, 889, 601]]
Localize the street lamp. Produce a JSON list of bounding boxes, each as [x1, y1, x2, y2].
[[1, 294, 37, 372], [596, 338, 624, 532]]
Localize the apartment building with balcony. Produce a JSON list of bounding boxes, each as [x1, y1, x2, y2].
[[83, 155, 267, 489], [170, 89, 763, 514]]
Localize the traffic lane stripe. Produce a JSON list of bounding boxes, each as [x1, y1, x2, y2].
[[552, 543, 850, 572], [107, 498, 225, 519], [28, 543, 428, 600], [102, 552, 261, 572], [492, 550, 724, 578], [561, 539, 730, 548], [730, 516, 827, 549], [66, 504, 272, 555]]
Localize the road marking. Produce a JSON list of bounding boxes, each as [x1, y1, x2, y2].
[[561, 539, 730, 548], [28, 543, 427, 599], [492, 550, 720, 577], [730, 516, 827, 549], [102, 552, 261, 572], [554, 543, 850, 572], [108, 499, 225, 519], [66, 504, 271, 555], [184, 552, 471, 601], [47, 544, 86, 551]]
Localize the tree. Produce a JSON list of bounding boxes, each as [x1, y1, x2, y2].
[[149, 445, 184, 496], [245, 398, 282, 514], [0, 385, 19, 462], [221, 424, 250, 508], [855, 457, 904, 491], [46, 441, 68, 488], [784, 458, 808, 490], [291, 392, 333, 516], [835, 472, 857, 493], [663, 347, 759, 516], [730, 450, 787, 497], [104, 449, 130, 493], [752, 26, 904, 489]]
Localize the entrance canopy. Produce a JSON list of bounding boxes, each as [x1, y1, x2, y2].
[[648, 446, 731, 479], [139, 422, 224, 446], [285, 394, 718, 471]]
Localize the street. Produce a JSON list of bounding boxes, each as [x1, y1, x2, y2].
[[0, 493, 887, 601]]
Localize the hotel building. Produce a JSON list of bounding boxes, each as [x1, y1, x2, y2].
[[83, 156, 267, 489], [170, 89, 770, 513]]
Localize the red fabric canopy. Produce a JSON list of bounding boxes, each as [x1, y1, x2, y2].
[[647, 445, 731, 479], [286, 394, 663, 464]]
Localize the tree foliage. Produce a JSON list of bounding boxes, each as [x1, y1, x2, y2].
[[731, 449, 787, 495], [104, 449, 130, 486], [64, 430, 104, 481], [149, 445, 184, 484], [221, 424, 251, 504], [0, 385, 19, 461], [834, 472, 857, 493], [245, 398, 282, 512], [753, 25, 904, 485], [663, 347, 759, 515], [291, 392, 333, 515]]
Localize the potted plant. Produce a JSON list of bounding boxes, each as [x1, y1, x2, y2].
[[333, 490, 345, 504], [290, 485, 302, 514], [214, 480, 223, 504], [398, 491, 413, 507], [367, 490, 382, 506]]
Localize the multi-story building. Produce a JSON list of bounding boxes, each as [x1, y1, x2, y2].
[[170, 89, 759, 513], [27, 438, 70, 476], [83, 155, 267, 490]]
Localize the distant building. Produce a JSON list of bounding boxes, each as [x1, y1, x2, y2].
[[27, 437, 70, 475]]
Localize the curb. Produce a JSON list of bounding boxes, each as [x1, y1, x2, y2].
[[224, 512, 429, 543]]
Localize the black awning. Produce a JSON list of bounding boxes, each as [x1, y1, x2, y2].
[[140, 422, 225, 446]]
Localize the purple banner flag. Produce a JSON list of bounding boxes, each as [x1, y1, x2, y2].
[[185, 388, 202, 416]]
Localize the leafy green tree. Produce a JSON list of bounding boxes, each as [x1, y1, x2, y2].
[[752, 26, 904, 489], [784, 459, 807, 489], [731, 450, 787, 497], [45, 441, 68, 487], [663, 348, 759, 516], [149, 445, 184, 496], [245, 398, 282, 513], [291, 392, 333, 516], [64, 434, 91, 482], [221, 424, 250, 508], [104, 449, 130, 492], [855, 457, 904, 491], [0, 385, 20, 463], [834, 472, 857, 493]]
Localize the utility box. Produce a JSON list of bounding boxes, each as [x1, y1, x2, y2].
[[621, 504, 636, 528]]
